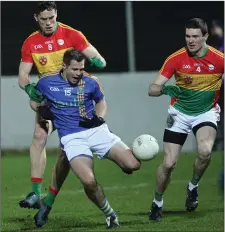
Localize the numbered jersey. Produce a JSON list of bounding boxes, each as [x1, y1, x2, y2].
[[36, 71, 104, 139], [21, 22, 89, 78], [160, 46, 224, 115]]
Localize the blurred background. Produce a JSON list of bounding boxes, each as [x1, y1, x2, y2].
[[1, 2, 224, 231], [1, 1, 224, 151]]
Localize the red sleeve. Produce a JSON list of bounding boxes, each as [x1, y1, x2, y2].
[[159, 56, 177, 79], [21, 39, 33, 63], [70, 30, 90, 52]]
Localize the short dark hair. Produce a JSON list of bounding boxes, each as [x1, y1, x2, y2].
[[185, 18, 208, 36], [63, 49, 85, 66], [35, 1, 57, 15]]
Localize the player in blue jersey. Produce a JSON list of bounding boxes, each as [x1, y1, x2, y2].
[[31, 49, 141, 229]]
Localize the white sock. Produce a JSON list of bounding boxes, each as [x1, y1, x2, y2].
[[153, 198, 163, 208], [188, 182, 198, 191]]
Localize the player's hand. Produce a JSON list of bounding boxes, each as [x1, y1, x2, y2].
[[88, 57, 105, 69], [38, 104, 54, 121], [161, 85, 181, 98], [25, 83, 45, 103], [79, 113, 105, 128]]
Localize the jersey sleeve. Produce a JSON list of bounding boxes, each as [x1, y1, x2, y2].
[[21, 39, 33, 63], [92, 78, 104, 103], [69, 30, 90, 52], [159, 56, 177, 79]]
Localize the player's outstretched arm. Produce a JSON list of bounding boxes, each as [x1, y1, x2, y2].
[[148, 74, 169, 97], [82, 44, 106, 69], [18, 62, 33, 89]]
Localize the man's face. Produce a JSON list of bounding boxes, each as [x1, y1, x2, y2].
[[34, 10, 57, 35], [185, 28, 208, 54], [63, 60, 85, 85]]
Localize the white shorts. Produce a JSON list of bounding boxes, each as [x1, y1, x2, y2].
[[165, 104, 220, 134], [61, 124, 121, 162]]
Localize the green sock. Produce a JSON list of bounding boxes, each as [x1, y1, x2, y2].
[[44, 187, 58, 207], [31, 178, 42, 197], [100, 198, 115, 217], [154, 191, 163, 201], [191, 175, 200, 185]]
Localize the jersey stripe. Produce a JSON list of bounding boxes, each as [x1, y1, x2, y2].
[[27, 31, 39, 38], [208, 46, 224, 58], [58, 23, 89, 45], [84, 72, 104, 94], [160, 48, 186, 72]]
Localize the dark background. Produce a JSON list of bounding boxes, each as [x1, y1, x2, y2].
[[1, 1, 224, 75]]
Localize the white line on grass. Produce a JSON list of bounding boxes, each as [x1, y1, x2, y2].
[[8, 178, 216, 200]]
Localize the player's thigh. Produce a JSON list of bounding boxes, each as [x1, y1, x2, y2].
[[32, 113, 48, 144], [55, 145, 70, 170], [61, 131, 93, 162], [89, 124, 121, 160], [192, 107, 219, 155], [70, 156, 95, 186], [163, 129, 187, 168], [194, 126, 217, 156], [107, 141, 140, 170]]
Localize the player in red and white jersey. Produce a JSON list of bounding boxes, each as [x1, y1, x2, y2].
[[18, 1, 106, 213], [148, 18, 224, 220]]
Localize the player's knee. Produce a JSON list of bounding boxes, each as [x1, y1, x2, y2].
[[163, 160, 177, 171], [33, 128, 48, 146], [83, 178, 97, 191], [163, 154, 177, 171], [198, 142, 212, 161]]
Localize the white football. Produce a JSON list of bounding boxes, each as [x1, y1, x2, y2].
[[132, 134, 159, 161]]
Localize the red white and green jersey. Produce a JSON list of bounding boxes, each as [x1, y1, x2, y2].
[[21, 22, 89, 78], [160, 46, 224, 116]]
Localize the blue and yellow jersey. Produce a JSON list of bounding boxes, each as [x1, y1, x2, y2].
[[36, 71, 104, 139]]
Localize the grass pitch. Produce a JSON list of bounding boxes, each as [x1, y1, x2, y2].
[[2, 152, 224, 231]]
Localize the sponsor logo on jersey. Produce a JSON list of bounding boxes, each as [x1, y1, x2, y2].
[[208, 64, 215, 70], [50, 87, 60, 91], [39, 56, 47, 65], [182, 64, 191, 69], [184, 76, 193, 84], [45, 40, 54, 44], [57, 39, 64, 46], [194, 63, 203, 66], [34, 44, 43, 49]]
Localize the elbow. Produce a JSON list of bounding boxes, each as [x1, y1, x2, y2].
[[101, 58, 106, 68], [148, 86, 153, 96]]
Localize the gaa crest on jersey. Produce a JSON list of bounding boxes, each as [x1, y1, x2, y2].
[[57, 39, 64, 46], [39, 56, 47, 65], [208, 64, 215, 70], [184, 76, 193, 84]]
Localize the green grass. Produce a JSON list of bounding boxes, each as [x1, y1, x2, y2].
[[1, 152, 224, 232]]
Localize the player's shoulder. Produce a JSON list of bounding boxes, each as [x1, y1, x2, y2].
[[58, 22, 81, 34], [83, 71, 100, 83], [165, 47, 187, 61], [23, 31, 40, 44], [208, 46, 224, 59]]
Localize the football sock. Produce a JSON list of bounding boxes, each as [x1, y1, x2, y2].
[[189, 175, 200, 190], [153, 191, 163, 207], [100, 198, 116, 217], [31, 177, 42, 197], [188, 181, 198, 191], [44, 187, 58, 207]]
